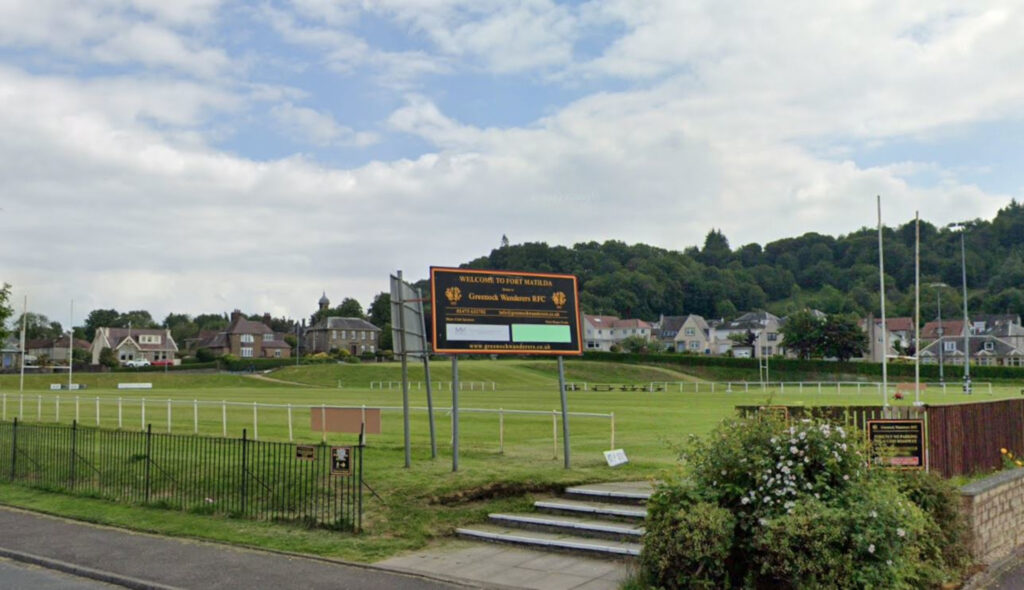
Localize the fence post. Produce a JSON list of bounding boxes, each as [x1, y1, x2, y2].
[[56, 395, 60, 423], [166, 399, 172, 433], [610, 412, 616, 449], [321, 404, 326, 443], [118, 398, 123, 429], [287, 404, 293, 442], [38, 394, 41, 420], [95, 397, 100, 426], [193, 400, 198, 434], [2, 393, 5, 420], [253, 403, 258, 441], [70, 420, 77, 490], [552, 410, 558, 460], [19, 394, 23, 420], [141, 398, 146, 431], [144, 424, 152, 503], [240, 428, 248, 516], [76, 396, 80, 423], [499, 408, 504, 454], [10, 417, 17, 481], [222, 401, 227, 437]]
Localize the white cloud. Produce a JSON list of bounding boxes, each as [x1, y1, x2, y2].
[[270, 102, 379, 146]]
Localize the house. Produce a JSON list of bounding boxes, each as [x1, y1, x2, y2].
[[90, 327, 179, 366], [858, 316, 902, 363], [1, 337, 21, 370], [673, 314, 712, 354], [196, 311, 292, 359], [919, 336, 1024, 367], [920, 319, 967, 346], [581, 315, 653, 351], [652, 315, 688, 348], [712, 311, 783, 357], [25, 335, 91, 366], [304, 317, 380, 355]]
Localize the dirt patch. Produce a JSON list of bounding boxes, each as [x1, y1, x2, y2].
[[431, 481, 569, 505]]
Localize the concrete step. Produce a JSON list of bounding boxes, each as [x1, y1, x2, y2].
[[455, 524, 641, 557], [488, 512, 645, 542], [533, 498, 647, 521], [563, 481, 655, 505]]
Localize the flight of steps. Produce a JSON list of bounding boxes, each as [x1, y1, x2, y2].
[[455, 481, 652, 558]]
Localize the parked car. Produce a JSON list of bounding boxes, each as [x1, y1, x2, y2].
[[123, 359, 151, 368]]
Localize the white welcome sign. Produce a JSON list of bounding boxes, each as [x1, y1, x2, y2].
[[604, 448, 628, 467]]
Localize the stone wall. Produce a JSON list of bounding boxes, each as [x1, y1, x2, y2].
[[960, 467, 1024, 565]]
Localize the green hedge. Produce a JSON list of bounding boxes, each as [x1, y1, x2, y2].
[[581, 351, 1024, 381], [111, 362, 218, 373]]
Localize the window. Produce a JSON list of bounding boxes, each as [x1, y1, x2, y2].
[[139, 334, 162, 345], [263, 333, 274, 342], [341, 330, 347, 339], [241, 347, 253, 358], [689, 340, 700, 350], [685, 328, 695, 336], [984, 341, 994, 351], [274, 349, 282, 358], [240, 334, 254, 343], [767, 333, 778, 342], [331, 331, 337, 340], [943, 341, 957, 352]]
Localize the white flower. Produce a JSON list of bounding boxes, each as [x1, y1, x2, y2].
[[897, 528, 906, 538], [721, 469, 727, 475], [868, 544, 875, 554], [741, 497, 750, 505], [887, 559, 893, 566], [790, 446, 799, 455], [759, 518, 769, 526], [843, 474, 850, 480], [799, 431, 807, 440], [870, 510, 877, 518]]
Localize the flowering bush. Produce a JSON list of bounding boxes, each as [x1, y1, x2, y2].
[[1000, 447, 1024, 469], [640, 415, 970, 589]]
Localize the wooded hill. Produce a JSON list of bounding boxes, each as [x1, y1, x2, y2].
[[461, 201, 1024, 322]]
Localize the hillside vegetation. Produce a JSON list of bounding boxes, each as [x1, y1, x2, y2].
[[461, 201, 1024, 322]]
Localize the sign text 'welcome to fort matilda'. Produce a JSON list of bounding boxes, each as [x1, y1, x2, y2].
[[430, 267, 583, 355]]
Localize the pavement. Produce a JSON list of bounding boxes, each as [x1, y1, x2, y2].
[[0, 506, 631, 590]]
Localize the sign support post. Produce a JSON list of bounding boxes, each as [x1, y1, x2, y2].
[[558, 356, 571, 469], [397, 271, 411, 469], [452, 356, 460, 472], [419, 287, 437, 459]]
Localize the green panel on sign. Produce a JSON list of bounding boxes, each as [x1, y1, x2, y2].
[[512, 324, 572, 343]]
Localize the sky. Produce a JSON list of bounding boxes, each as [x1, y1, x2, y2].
[[2, 1, 1023, 327]]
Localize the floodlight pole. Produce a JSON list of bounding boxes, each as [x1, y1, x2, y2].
[[914, 212, 921, 404], [19, 295, 26, 392], [68, 300, 74, 391], [877, 196, 889, 407], [558, 356, 571, 469], [959, 227, 971, 393]]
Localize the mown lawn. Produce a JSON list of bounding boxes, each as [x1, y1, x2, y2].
[[0, 359, 1019, 563]]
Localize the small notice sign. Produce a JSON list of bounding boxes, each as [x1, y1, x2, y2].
[[295, 445, 315, 461], [867, 419, 925, 469], [330, 446, 353, 476], [604, 449, 628, 467]]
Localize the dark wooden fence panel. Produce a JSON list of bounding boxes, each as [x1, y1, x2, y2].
[[927, 399, 1024, 477]]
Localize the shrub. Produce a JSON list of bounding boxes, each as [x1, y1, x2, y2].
[[641, 483, 735, 589], [195, 348, 217, 362], [639, 415, 970, 588]]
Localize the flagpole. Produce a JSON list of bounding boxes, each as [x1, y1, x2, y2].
[[69, 300, 74, 391], [19, 295, 26, 392]]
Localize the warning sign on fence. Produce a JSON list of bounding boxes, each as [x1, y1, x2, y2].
[[330, 446, 353, 476], [867, 419, 925, 469]]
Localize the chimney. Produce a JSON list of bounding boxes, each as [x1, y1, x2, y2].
[[231, 309, 243, 323]]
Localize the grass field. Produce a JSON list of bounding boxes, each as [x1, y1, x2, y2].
[[1, 359, 1020, 562]]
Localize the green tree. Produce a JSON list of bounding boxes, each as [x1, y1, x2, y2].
[[194, 313, 229, 332], [779, 310, 823, 359], [310, 297, 366, 325], [0, 283, 12, 343], [15, 312, 63, 340], [619, 335, 664, 354], [820, 314, 868, 361], [367, 292, 391, 328], [163, 312, 198, 344], [98, 347, 119, 368], [83, 308, 120, 341], [120, 310, 158, 328]]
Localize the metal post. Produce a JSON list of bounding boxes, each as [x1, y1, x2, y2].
[[10, 418, 17, 481], [55, 395, 60, 423], [222, 401, 227, 437], [610, 412, 616, 449], [397, 271, 411, 469], [321, 404, 326, 443], [240, 428, 248, 515], [914, 211, 921, 404], [167, 399, 172, 433], [141, 398, 146, 431], [253, 402, 258, 440], [118, 397, 122, 429], [552, 410, 558, 459], [878, 195, 889, 407], [193, 400, 198, 434], [287, 404, 293, 441], [499, 408, 504, 454], [959, 228, 971, 393], [95, 397, 100, 426], [144, 424, 152, 503], [557, 356, 571, 469], [452, 356, 460, 472]]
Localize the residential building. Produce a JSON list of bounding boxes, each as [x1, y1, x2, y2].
[[859, 316, 902, 363], [652, 315, 688, 348], [304, 317, 380, 355], [919, 336, 1024, 367], [673, 314, 712, 354], [712, 311, 783, 357], [196, 311, 292, 359], [1, 337, 21, 370], [581, 315, 654, 351], [25, 335, 91, 366], [90, 327, 179, 366]]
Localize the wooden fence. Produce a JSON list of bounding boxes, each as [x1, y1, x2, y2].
[[737, 399, 1024, 478]]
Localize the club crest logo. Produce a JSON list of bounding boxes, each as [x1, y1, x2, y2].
[[552, 291, 567, 308], [445, 286, 462, 305]]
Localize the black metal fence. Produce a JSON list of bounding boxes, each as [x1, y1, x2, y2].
[[0, 419, 362, 531]]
